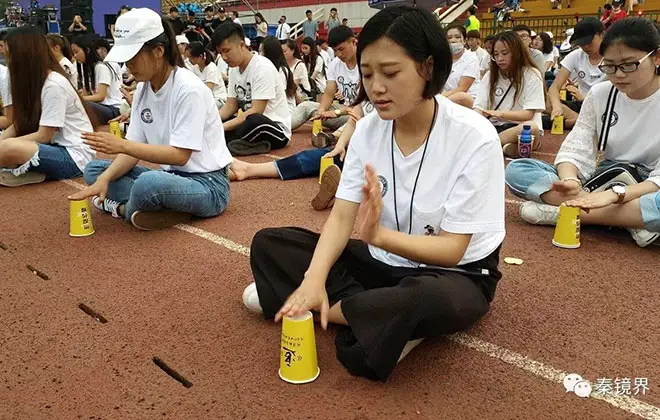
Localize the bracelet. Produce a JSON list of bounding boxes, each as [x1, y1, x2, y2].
[[561, 177, 582, 187]]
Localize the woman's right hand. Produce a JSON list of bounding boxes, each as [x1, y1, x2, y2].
[[551, 105, 564, 119], [323, 144, 346, 161], [275, 277, 330, 329], [551, 179, 582, 196], [67, 180, 109, 202], [111, 112, 130, 124]]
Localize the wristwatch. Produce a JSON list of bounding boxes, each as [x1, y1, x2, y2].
[[612, 185, 626, 204]]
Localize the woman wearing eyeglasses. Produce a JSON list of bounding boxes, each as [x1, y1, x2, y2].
[[505, 18, 660, 248]]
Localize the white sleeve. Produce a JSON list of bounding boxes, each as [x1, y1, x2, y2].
[[326, 60, 337, 82], [294, 62, 310, 91], [462, 55, 480, 81], [335, 120, 369, 203], [249, 65, 277, 101], [126, 85, 147, 144], [168, 88, 206, 152], [95, 63, 113, 87], [39, 83, 67, 128], [554, 91, 598, 179], [314, 56, 324, 75], [1, 73, 12, 107], [559, 50, 578, 73], [519, 69, 546, 111], [203, 65, 219, 86], [440, 138, 505, 234], [474, 72, 490, 110], [227, 70, 237, 98]]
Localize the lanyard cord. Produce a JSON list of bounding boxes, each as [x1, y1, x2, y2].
[[391, 100, 438, 235]]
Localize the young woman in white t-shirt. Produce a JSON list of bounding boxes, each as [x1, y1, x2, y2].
[[473, 31, 545, 157], [260, 36, 297, 112], [46, 34, 79, 89], [532, 32, 556, 73], [189, 42, 228, 109], [0, 27, 95, 187], [68, 8, 232, 231], [506, 17, 660, 248], [283, 39, 312, 102], [243, 6, 505, 381], [442, 23, 481, 109], [71, 35, 123, 124], [301, 37, 327, 99]]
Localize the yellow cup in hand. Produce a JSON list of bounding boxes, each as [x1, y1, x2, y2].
[[552, 204, 580, 249]]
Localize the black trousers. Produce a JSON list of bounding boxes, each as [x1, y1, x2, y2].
[[225, 113, 289, 156], [250, 227, 502, 382]]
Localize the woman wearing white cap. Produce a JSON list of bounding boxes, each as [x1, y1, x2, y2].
[[68, 8, 232, 231], [176, 34, 196, 73]]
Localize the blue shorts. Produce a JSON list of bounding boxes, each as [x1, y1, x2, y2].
[[5, 143, 83, 180]]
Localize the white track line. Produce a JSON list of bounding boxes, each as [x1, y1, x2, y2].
[[58, 179, 660, 419]]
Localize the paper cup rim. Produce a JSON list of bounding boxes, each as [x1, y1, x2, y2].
[[552, 240, 580, 249], [279, 367, 320, 384], [284, 311, 313, 322], [69, 231, 95, 237]]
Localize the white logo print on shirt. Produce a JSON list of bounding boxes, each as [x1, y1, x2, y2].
[[336, 75, 358, 105]]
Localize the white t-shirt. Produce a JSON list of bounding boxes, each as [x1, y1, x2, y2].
[[336, 95, 505, 267], [127, 67, 232, 173], [474, 67, 545, 131], [310, 55, 326, 93], [326, 57, 359, 106], [0, 64, 11, 107], [276, 23, 291, 40], [474, 47, 491, 74], [560, 49, 606, 96], [445, 49, 481, 99], [541, 52, 555, 69], [95, 62, 122, 107], [199, 62, 228, 103], [319, 49, 332, 69], [39, 72, 94, 171], [292, 59, 311, 98], [227, 54, 291, 139], [59, 57, 78, 88], [556, 81, 660, 187]]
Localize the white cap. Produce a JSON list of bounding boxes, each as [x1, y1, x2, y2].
[[176, 35, 189, 45], [105, 8, 165, 63], [546, 31, 554, 39], [531, 30, 537, 37]]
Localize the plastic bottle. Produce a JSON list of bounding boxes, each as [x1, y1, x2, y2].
[[518, 125, 533, 158]]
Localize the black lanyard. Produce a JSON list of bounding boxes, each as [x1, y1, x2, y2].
[[391, 100, 438, 234]]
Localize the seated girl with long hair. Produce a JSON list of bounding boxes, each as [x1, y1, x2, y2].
[[243, 6, 505, 381], [473, 31, 545, 157], [46, 34, 79, 88], [71, 34, 123, 124], [301, 36, 327, 100], [68, 8, 232, 231], [0, 27, 95, 187], [442, 23, 481, 109], [506, 18, 660, 248], [188, 41, 228, 109], [259, 36, 298, 112]]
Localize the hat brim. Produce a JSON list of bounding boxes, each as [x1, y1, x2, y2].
[[570, 34, 594, 46], [104, 42, 143, 63]]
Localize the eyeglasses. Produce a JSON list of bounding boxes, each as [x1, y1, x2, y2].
[[598, 49, 658, 74]]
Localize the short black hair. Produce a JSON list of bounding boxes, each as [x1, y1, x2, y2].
[[120, 5, 130, 11], [512, 24, 532, 35], [328, 25, 354, 48], [0, 30, 9, 41], [446, 22, 467, 39], [484, 34, 496, 42], [169, 7, 178, 13], [212, 22, 245, 49], [467, 29, 481, 39], [331, 7, 338, 12], [306, 9, 312, 14], [604, 3, 612, 9], [468, 6, 478, 14], [354, 6, 451, 104], [205, 6, 213, 13], [94, 37, 111, 51], [316, 38, 327, 46]]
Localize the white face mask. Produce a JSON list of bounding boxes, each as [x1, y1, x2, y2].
[[450, 42, 464, 55]]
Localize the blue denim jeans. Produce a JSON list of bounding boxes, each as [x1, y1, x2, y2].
[[2, 143, 83, 180], [505, 158, 660, 232], [83, 160, 230, 221], [274, 147, 344, 181]]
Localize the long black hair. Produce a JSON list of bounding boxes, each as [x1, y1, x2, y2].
[[189, 41, 214, 66], [72, 34, 118, 94], [354, 6, 452, 104], [261, 36, 296, 98], [301, 36, 324, 77], [600, 17, 660, 76]]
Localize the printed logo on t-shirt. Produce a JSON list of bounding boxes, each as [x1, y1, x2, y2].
[[235, 83, 252, 110], [378, 175, 388, 197], [601, 110, 619, 127], [495, 86, 504, 97], [336, 75, 358, 105], [578, 71, 586, 79], [141, 108, 154, 124], [364, 101, 375, 115], [424, 225, 436, 236]]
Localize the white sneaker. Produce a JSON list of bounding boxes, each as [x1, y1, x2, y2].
[[242, 282, 263, 314], [629, 229, 660, 248], [520, 201, 560, 225], [397, 338, 425, 363], [92, 196, 123, 219]]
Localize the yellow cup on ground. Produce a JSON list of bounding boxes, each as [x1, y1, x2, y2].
[[109, 121, 122, 139], [312, 119, 322, 136], [552, 204, 580, 248], [319, 156, 334, 184], [560, 89, 567, 101], [69, 199, 95, 237], [551, 116, 564, 135], [279, 311, 320, 384]]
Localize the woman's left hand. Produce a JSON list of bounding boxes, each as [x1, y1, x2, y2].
[[564, 190, 617, 211], [82, 131, 127, 155], [357, 164, 383, 245], [482, 109, 501, 119]]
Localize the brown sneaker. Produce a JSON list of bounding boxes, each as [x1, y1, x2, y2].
[[0, 171, 46, 187], [312, 132, 336, 149], [312, 164, 341, 211], [130, 210, 192, 231]]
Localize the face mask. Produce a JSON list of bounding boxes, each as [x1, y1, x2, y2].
[[450, 43, 464, 55]]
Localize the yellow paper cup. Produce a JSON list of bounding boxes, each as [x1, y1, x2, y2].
[[109, 121, 121, 139], [69, 199, 95, 237], [319, 156, 334, 184], [552, 204, 580, 249], [551, 116, 564, 135], [312, 119, 323, 136], [560, 89, 567, 101], [279, 311, 320, 384]]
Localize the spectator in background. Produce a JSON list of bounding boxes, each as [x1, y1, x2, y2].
[[341, 18, 349, 26], [443, 23, 481, 108], [276, 16, 291, 41], [215, 7, 231, 27], [513, 25, 547, 71], [484, 34, 495, 55], [600, 3, 613, 28], [532, 31, 556, 73], [255, 13, 268, 50], [302, 10, 319, 40], [317, 38, 335, 66], [201, 7, 217, 41], [232, 11, 242, 26], [464, 6, 480, 32], [184, 11, 203, 43], [327, 7, 341, 31], [167, 7, 185, 35], [466, 30, 490, 77], [68, 14, 88, 35], [609, 0, 628, 25]]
